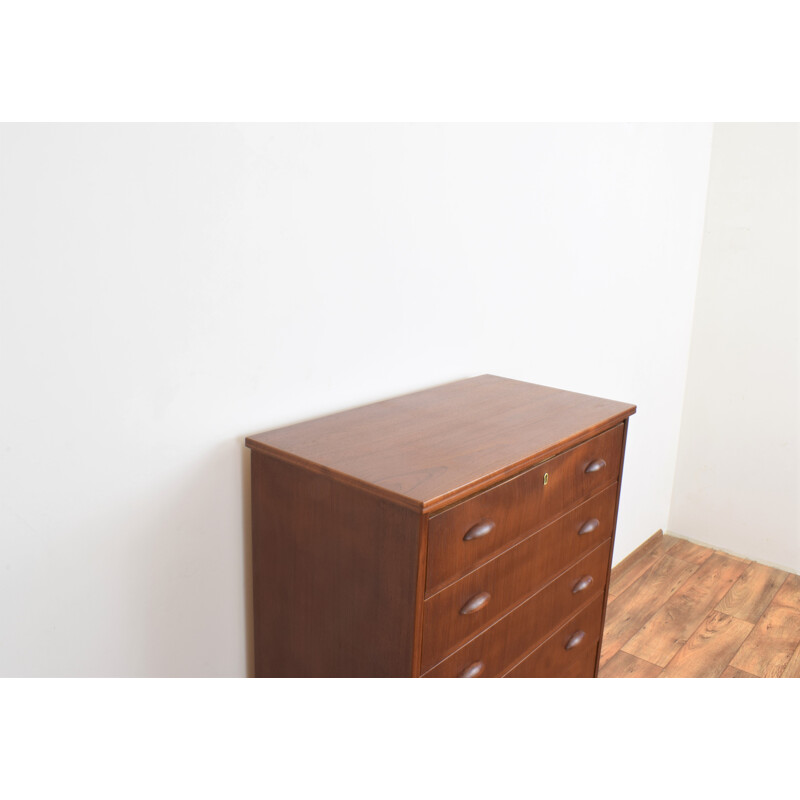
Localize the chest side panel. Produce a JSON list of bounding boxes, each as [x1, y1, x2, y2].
[[251, 452, 422, 677]]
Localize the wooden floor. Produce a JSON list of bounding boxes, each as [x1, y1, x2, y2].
[[599, 532, 800, 678]]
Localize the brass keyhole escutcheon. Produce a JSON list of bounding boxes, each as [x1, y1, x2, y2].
[[543, 472, 549, 486]]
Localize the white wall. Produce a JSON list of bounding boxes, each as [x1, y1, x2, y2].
[[669, 123, 799, 572], [0, 124, 712, 676]]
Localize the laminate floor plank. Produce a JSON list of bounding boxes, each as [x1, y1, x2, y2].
[[659, 610, 753, 678], [730, 575, 800, 677], [609, 533, 677, 597], [622, 552, 749, 667], [599, 651, 662, 678], [781, 644, 800, 678], [601, 535, 800, 679], [666, 538, 715, 566], [599, 554, 699, 669], [716, 561, 789, 624], [721, 666, 758, 678]]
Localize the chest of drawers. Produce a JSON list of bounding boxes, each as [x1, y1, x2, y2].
[[246, 375, 635, 677]]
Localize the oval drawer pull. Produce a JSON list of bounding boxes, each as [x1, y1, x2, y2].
[[459, 661, 485, 678], [585, 458, 607, 474], [578, 518, 600, 536], [463, 519, 495, 542], [572, 575, 594, 594], [459, 591, 491, 616], [565, 630, 586, 650]]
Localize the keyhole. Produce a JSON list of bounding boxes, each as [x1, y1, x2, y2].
[[543, 472, 549, 486]]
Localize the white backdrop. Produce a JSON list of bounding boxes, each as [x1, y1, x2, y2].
[[0, 124, 712, 675], [669, 123, 799, 572]]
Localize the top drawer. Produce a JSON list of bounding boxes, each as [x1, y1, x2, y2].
[[426, 423, 624, 594]]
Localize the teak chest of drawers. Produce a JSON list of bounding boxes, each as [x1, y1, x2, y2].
[[246, 375, 635, 677]]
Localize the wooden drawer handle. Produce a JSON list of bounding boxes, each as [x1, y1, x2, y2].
[[459, 661, 485, 678], [463, 520, 495, 542], [585, 458, 607, 474], [459, 591, 491, 616], [578, 518, 600, 536], [565, 630, 586, 650], [572, 575, 594, 594]]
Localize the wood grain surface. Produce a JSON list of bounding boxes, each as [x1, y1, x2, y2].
[[600, 537, 800, 679], [659, 610, 753, 678], [423, 541, 610, 677], [599, 554, 699, 668], [720, 666, 758, 678], [781, 643, 800, 678], [665, 538, 714, 565], [504, 596, 603, 678], [251, 451, 421, 677], [425, 433, 622, 593], [715, 561, 789, 623], [730, 574, 800, 677], [600, 651, 663, 678], [421, 491, 614, 668], [247, 374, 635, 512], [608, 530, 675, 597], [622, 553, 748, 667]]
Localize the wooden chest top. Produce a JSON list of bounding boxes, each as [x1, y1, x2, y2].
[[245, 374, 636, 512]]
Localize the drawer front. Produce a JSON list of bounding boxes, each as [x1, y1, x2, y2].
[[504, 595, 604, 678], [421, 485, 617, 670], [422, 540, 610, 678], [426, 424, 624, 594]]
